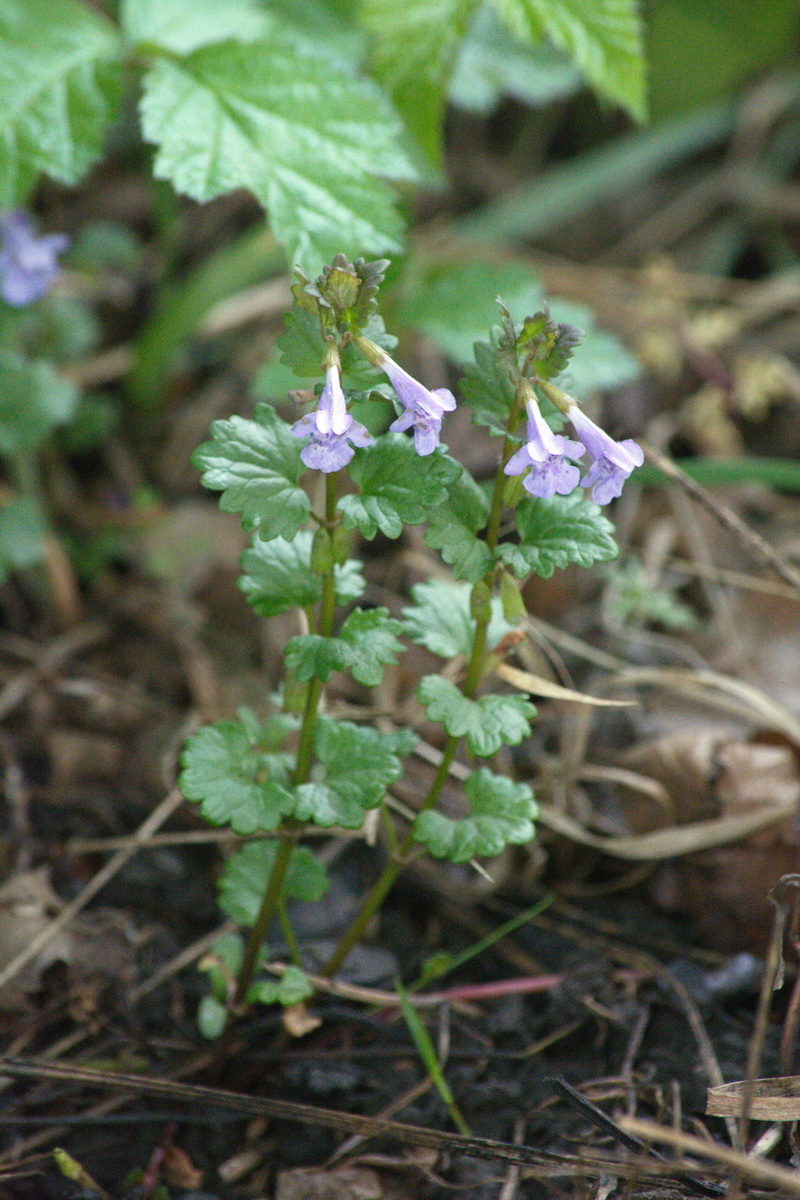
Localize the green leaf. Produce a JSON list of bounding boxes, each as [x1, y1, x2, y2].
[[0, 0, 121, 203], [449, 5, 581, 114], [276, 307, 395, 393], [139, 22, 415, 271], [496, 491, 618, 579], [122, 0, 268, 53], [218, 840, 329, 925], [338, 606, 405, 686], [402, 578, 515, 659], [493, 0, 646, 121], [361, 0, 479, 162], [240, 531, 365, 617], [423, 469, 491, 583], [0, 353, 79, 457], [414, 767, 536, 861], [192, 402, 310, 539], [460, 337, 517, 437], [179, 717, 296, 835], [399, 260, 542, 366], [197, 994, 228, 1039], [417, 675, 535, 756], [0, 497, 47, 580], [248, 965, 314, 1007], [339, 434, 461, 539], [284, 634, 352, 683], [294, 717, 416, 828]]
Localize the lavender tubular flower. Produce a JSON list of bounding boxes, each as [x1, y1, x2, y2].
[[504, 398, 583, 499], [291, 361, 372, 472], [0, 210, 68, 307], [354, 337, 455, 455], [565, 404, 644, 505]]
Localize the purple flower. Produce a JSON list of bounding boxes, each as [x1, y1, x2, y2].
[[291, 362, 372, 472], [379, 354, 456, 456], [566, 404, 644, 505], [504, 399, 583, 499], [0, 210, 68, 307]]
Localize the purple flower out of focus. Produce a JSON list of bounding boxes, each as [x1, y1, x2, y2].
[[504, 398, 583, 499], [566, 403, 644, 505], [291, 361, 372, 472], [0, 210, 68, 307]]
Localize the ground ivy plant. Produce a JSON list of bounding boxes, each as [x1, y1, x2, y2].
[[179, 255, 636, 1037]]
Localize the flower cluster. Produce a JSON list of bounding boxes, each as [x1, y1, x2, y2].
[[0, 210, 68, 307], [292, 340, 457, 471], [505, 389, 644, 506]]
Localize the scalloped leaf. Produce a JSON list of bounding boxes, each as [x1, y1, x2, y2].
[[423, 468, 491, 582], [240, 531, 365, 617], [293, 717, 416, 828], [192, 403, 310, 538], [218, 840, 329, 924], [402, 578, 515, 660], [179, 717, 296, 835], [414, 767, 537, 861], [418, 675, 536, 756], [495, 491, 618, 579], [339, 434, 462, 539]]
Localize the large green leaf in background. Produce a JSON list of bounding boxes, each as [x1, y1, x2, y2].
[[122, 0, 269, 53], [140, 17, 416, 271], [495, 0, 647, 120], [0, 0, 121, 204], [362, 0, 479, 163], [647, 0, 798, 119]]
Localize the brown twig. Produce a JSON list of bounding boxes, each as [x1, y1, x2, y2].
[[641, 442, 800, 594]]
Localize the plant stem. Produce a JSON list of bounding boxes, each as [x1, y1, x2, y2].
[[321, 409, 524, 981], [232, 472, 340, 1009]]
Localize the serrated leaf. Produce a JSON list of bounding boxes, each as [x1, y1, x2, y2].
[[338, 434, 461, 539], [460, 338, 517, 437], [192, 402, 310, 538], [284, 634, 353, 682], [338, 607, 405, 686], [402, 578, 515, 660], [418, 675, 535, 756], [139, 24, 415, 271], [240, 531, 365, 617], [450, 5, 581, 114], [122, 0, 268, 53], [248, 965, 314, 1007], [493, 0, 646, 121], [218, 840, 329, 925], [294, 717, 415, 828], [399, 260, 542, 365], [0, 0, 121, 203], [414, 768, 537, 861], [362, 0, 478, 163], [0, 353, 79, 457], [179, 718, 296, 835], [423, 469, 491, 582], [496, 491, 618, 579]]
